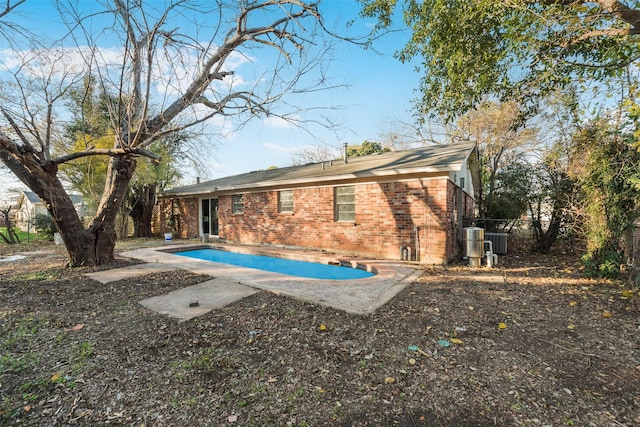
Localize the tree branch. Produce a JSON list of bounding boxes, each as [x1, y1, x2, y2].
[[562, 27, 640, 46], [51, 147, 161, 165], [143, 0, 321, 135], [0, 0, 25, 19], [0, 106, 35, 149], [596, 0, 640, 29]]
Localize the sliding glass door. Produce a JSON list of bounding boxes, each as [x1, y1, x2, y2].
[[201, 198, 219, 236]]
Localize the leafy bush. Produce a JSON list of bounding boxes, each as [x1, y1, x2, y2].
[[581, 250, 621, 279], [34, 214, 57, 241]]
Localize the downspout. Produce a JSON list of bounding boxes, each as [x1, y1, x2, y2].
[[414, 225, 420, 262], [458, 177, 465, 243]]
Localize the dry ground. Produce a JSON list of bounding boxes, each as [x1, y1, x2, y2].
[[0, 239, 639, 426]]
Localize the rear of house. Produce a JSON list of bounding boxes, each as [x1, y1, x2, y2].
[[156, 142, 478, 264]]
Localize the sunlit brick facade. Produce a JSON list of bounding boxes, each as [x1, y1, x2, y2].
[[156, 143, 477, 264]]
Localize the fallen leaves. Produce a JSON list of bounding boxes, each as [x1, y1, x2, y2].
[[4, 245, 639, 427], [621, 290, 634, 298]]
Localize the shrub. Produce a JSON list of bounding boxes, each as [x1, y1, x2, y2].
[[34, 214, 57, 240], [581, 249, 621, 279]]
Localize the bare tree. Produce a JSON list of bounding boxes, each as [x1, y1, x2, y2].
[[290, 143, 340, 165], [376, 116, 448, 149], [0, 0, 353, 266], [0, 204, 19, 244], [452, 101, 540, 219]]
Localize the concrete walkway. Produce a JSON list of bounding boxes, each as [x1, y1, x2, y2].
[[86, 243, 422, 320], [138, 279, 259, 321]]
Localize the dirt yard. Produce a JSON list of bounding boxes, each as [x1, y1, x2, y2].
[[0, 239, 639, 426]]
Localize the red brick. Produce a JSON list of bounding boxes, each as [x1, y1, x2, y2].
[[155, 178, 474, 264]]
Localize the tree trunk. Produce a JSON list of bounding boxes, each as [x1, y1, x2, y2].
[[0, 134, 137, 266], [129, 184, 156, 238], [86, 155, 137, 265], [0, 207, 19, 244], [532, 215, 562, 254]]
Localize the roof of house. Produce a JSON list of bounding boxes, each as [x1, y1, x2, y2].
[[161, 141, 477, 198], [19, 191, 83, 206], [23, 191, 41, 204]]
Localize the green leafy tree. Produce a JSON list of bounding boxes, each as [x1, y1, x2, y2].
[[568, 118, 640, 278], [62, 77, 182, 238], [478, 160, 531, 231], [359, 0, 640, 121], [346, 140, 390, 157]]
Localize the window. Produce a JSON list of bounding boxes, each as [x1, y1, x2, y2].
[[278, 190, 294, 213], [335, 186, 355, 222], [232, 194, 244, 214]]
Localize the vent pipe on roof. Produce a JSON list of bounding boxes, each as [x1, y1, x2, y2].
[[196, 176, 200, 184], [343, 143, 348, 164]]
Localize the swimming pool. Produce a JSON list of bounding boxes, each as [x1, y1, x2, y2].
[[173, 248, 375, 280]]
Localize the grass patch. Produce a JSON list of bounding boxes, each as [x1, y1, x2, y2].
[[0, 227, 49, 243], [9, 270, 60, 282], [0, 315, 46, 423]]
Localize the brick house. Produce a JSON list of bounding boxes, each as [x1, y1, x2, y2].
[[156, 142, 478, 264]]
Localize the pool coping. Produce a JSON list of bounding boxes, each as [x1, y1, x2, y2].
[[116, 243, 422, 315]]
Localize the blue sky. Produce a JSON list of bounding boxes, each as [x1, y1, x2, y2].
[[187, 1, 420, 182], [0, 0, 420, 200]]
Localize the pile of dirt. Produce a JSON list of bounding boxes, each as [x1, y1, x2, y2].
[[0, 241, 639, 426]]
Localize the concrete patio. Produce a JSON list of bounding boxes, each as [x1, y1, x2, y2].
[[86, 243, 422, 320]]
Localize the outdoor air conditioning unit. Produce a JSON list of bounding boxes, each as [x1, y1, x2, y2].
[[484, 232, 508, 255]]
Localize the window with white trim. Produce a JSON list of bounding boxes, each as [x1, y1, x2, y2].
[[232, 194, 244, 214], [335, 186, 355, 222]]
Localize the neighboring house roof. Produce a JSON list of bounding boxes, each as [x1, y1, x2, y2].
[[23, 191, 41, 204], [17, 191, 84, 210], [161, 142, 477, 198]]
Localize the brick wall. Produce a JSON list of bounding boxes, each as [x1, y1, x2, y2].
[[156, 177, 474, 263], [156, 197, 199, 238]]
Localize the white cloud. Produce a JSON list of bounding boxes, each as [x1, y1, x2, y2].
[[262, 142, 300, 154]]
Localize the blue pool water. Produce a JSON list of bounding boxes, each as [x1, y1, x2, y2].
[[174, 248, 374, 280]]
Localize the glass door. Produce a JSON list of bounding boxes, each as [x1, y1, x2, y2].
[[201, 198, 219, 236]]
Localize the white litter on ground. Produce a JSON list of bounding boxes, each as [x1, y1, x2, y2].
[[0, 255, 26, 262]]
